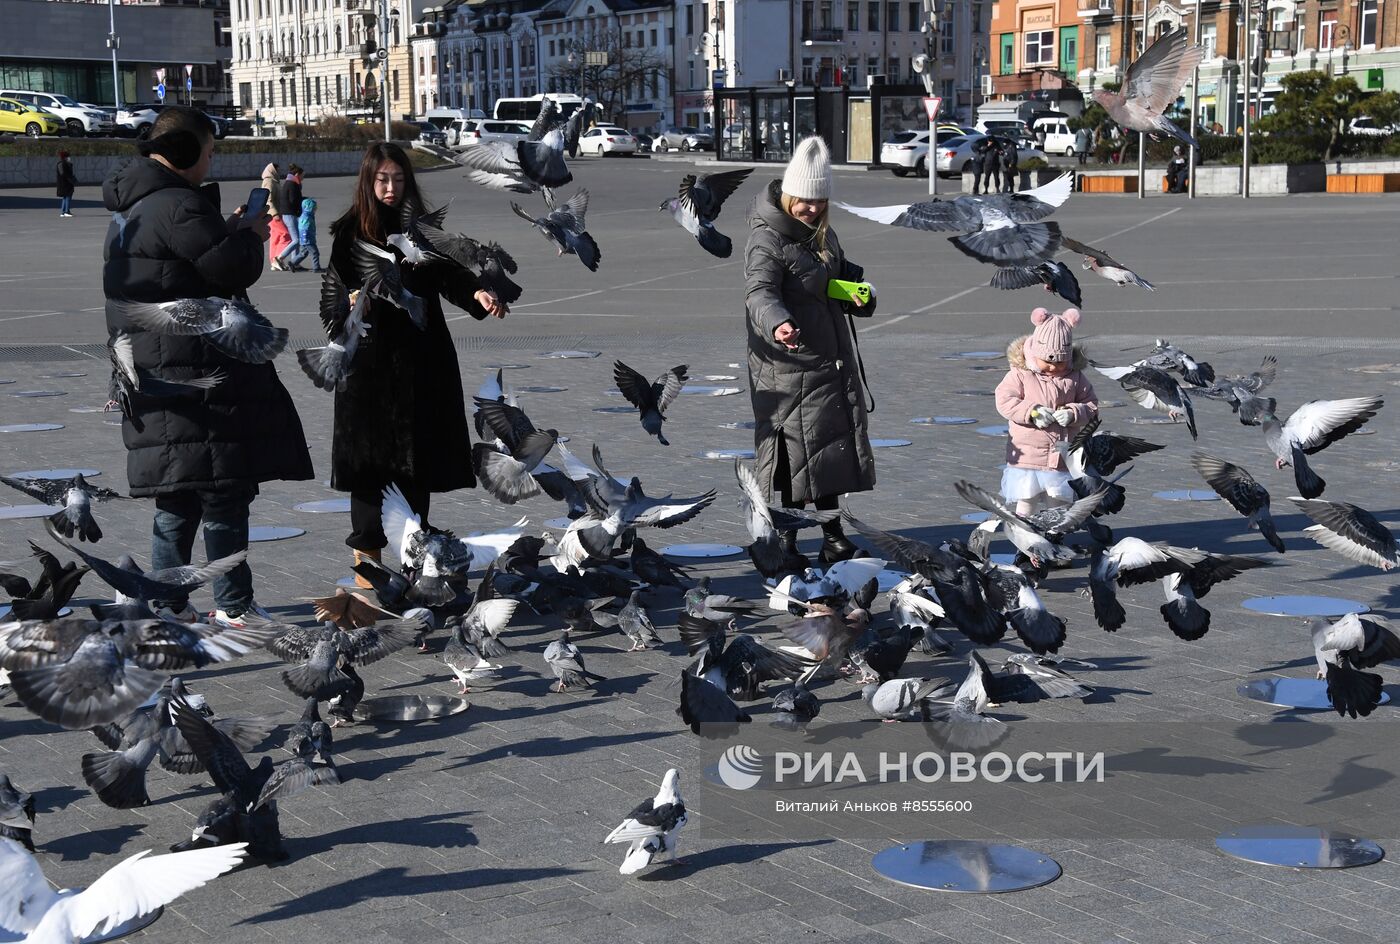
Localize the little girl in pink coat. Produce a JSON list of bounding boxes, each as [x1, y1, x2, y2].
[[994, 307, 1099, 516]]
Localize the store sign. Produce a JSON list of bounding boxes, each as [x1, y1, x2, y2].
[[1022, 9, 1054, 29]]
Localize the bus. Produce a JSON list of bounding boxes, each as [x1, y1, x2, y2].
[[494, 94, 586, 124]]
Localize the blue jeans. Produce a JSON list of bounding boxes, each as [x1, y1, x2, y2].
[[59, 195, 71, 214], [150, 485, 256, 613], [276, 214, 301, 259], [287, 238, 321, 270]]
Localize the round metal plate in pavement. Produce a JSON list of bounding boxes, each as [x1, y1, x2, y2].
[[681, 385, 742, 396], [911, 416, 977, 426], [593, 405, 637, 414], [718, 420, 756, 430], [0, 424, 64, 432], [695, 448, 755, 460], [1237, 677, 1390, 711], [955, 390, 995, 397], [248, 526, 306, 543], [976, 425, 1008, 436], [961, 512, 993, 523], [293, 498, 352, 514], [661, 543, 743, 558], [353, 694, 470, 722], [1128, 416, 1178, 425], [1154, 490, 1220, 502], [7, 468, 100, 480], [518, 385, 567, 393], [704, 374, 738, 381], [871, 438, 913, 448], [947, 351, 1003, 359], [38, 372, 86, 379], [1215, 826, 1384, 869], [1242, 596, 1369, 618], [990, 553, 1017, 565], [68, 406, 109, 414], [877, 569, 911, 592], [0, 504, 62, 519], [10, 391, 67, 398], [539, 350, 600, 359], [481, 363, 530, 370], [871, 841, 1062, 893]]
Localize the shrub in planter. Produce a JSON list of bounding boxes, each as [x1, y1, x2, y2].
[[1019, 156, 1049, 171]]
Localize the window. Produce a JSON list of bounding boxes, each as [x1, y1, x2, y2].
[[1202, 22, 1217, 58], [867, 56, 878, 80], [1361, 0, 1377, 46], [1095, 32, 1111, 69], [548, 40, 554, 56], [972, 0, 983, 32], [887, 2, 899, 31], [849, 2, 860, 31], [868, 1, 880, 31], [686, 3, 693, 35], [315, 75, 321, 104], [1319, 13, 1335, 50], [941, 17, 954, 54], [802, 1, 813, 33], [1000, 33, 1015, 73], [887, 56, 899, 80], [1024, 29, 1054, 65], [1061, 28, 1077, 73], [392, 69, 399, 101], [909, 3, 919, 30], [279, 77, 286, 106], [801, 56, 814, 83]]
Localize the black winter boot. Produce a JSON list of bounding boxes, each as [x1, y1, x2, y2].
[[818, 518, 857, 565], [779, 529, 810, 570]]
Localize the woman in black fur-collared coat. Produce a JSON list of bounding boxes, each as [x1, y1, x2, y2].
[[327, 143, 506, 577]]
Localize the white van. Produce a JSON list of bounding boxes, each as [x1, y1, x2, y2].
[[424, 107, 485, 133], [1031, 115, 1076, 156]]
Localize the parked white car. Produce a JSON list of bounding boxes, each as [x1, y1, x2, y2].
[[652, 126, 712, 151], [1031, 116, 1077, 156], [579, 125, 637, 155], [116, 104, 162, 137], [450, 118, 532, 148], [881, 127, 974, 177], [0, 90, 114, 136], [935, 133, 1047, 177], [1349, 116, 1395, 137]]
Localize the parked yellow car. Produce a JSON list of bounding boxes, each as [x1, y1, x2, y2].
[[0, 97, 63, 137]]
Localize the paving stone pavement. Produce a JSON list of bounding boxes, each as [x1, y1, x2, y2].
[[1, 164, 1399, 943]]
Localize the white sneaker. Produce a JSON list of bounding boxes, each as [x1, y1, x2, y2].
[[153, 602, 200, 622], [61, 212, 73, 218], [212, 601, 274, 627]]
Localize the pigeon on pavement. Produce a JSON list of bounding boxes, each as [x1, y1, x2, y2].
[[989, 260, 1082, 306], [677, 668, 751, 735], [770, 681, 821, 729], [997, 653, 1093, 700], [678, 613, 813, 700], [1292, 497, 1398, 570], [613, 360, 687, 445], [862, 676, 952, 721], [618, 590, 661, 651], [442, 600, 517, 692], [1312, 613, 1400, 718], [569, 445, 715, 559], [511, 190, 600, 271], [107, 297, 288, 364], [1190, 453, 1285, 553], [266, 618, 424, 700], [544, 629, 601, 693], [836, 172, 1074, 267], [471, 396, 560, 504], [1059, 235, 1156, 290], [381, 484, 526, 602], [659, 167, 754, 257], [0, 835, 246, 944], [954, 480, 1106, 567], [295, 267, 372, 393], [1261, 396, 1383, 499], [0, 542, 87, 620], [630, 536, 691, 590], [734, 461, 835, 580], [604, 768, 687, 875], [1091, 361, 1197, 438], [1091, 26, 1205, 148]]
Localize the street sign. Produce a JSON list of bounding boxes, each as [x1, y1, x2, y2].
[[922, 96, 942, 121], [712, 68, 727, 89], [156, 83, 166, 101], [186, 77, 193, 92]]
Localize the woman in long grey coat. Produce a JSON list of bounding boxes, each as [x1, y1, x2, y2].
[[745, 136, 876, 564]]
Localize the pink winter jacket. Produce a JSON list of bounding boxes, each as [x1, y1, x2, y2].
[[994, 335, 1098, 471]]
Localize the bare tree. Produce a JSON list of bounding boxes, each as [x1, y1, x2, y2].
[[547, 34, 669, 124]]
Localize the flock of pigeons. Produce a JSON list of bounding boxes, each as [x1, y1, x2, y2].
[[0, 35, 1396, 933]]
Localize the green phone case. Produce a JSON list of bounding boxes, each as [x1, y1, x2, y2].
[[827, 279, 872, 305]]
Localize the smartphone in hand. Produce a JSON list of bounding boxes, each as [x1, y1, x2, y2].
[[244, 186, 269, 220]]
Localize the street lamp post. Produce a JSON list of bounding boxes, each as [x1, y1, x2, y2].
[[914, 0, 946, 196], [1188, 0, 1202, 197], [107, 0, 121, 111], [1137, 0, 1147, 199]]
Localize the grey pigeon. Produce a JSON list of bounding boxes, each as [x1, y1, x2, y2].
[[954, 480, 1106, 567], [45, 525, 246, 606], [998, 653, 1093, 700], [1312, 613, 1400, 718], [544, 629, 600, 692], [350, 240, 427, 329], [1190, 453, 1285, 553], [1157, 551, 1270, 640], [631, 536, 691, 589], [837, 172, 1074, 267], [677, 668, 750, 735], [0, 772, 35, 851], [618, 591, 661, 651], [511, 189, 600, 272], [1091, 27, 1205, 148], [734, 460, 835, 580], [107, 296, 288, 364], [456, 97, 571, 189], [1060, 235, 1155, 290], [1091, 361, 1197, 438], [0, 542, 87, 621], [678, 612, 813, 700], [0, 474, 123, 545], [570, 445, 715, 559], [659, 167, 754, 258], [471, 396, 559, 504], [412, 223, 523, 304], [1261, 396, 1383, 499], [613, 360, 687, 445], [562, 98, 596, 157], [1293, 497, 1398, 571], [442, 600, 517, 692], [295, 267, 372, 393], [980, 560, 1066, 654], [989, 260, 1082, 306], [604, 768, 687, 875], [770, 681, 820, 729], [1199, 356, 1277, 426], [109, 330, 225, 419], [1088, 538, 1207, 633], [1141, 338, 1214, 387], [684, 575, 762, 621], [862, 676, 952, 721], [283, 697, 329, 759], [381, 484, 526, 602], [1059, 416, 1163, 516], [266, 618, 424, 700]]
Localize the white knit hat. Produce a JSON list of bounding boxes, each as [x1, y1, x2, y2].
[[781, 135, 832, 200]]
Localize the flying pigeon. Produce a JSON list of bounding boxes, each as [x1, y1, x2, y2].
[[455, 98, 571, 190], [1261, 396, 1383, 499], [1156, 551, 1270, 640], [1, 474, 125, 545], [543, 629, 600, 692], [1198, 356, 1277, 426], [1312, 613, 1400, 719], [471, 397, 560, 504], [733, 461, 835, 581], [1059, 235, 1155, 290], [381, 484, 526, 603], [0, 542, 87, 620], [613, 360, 687, 446], [562, 98, 596, 157], [979, 559, 1067, 654], [604, 768, 687, 875], [0, 774, 35, 852], [1091, 361, 1197, 438], [836, 172, 1074, 267], [568, 445, 715, 559], [678, 613, 813, 701], [295, 267, 372, 393], [266, 619, 423, 700], [511, 190, 601, 272], [411, 224, 524, 304], [1059, 416, 1163, 516], [1091, 26, 1205, 148], [108, 330, 225, 420], [45, 526, 247, 608], [954, 480, 1107, 568], [989, 260, 1082, 306], [350, 241, 427, 329], [107, 296, 287, 365], [659, 167, 754, 258], [442, 601, 516, 693], [1190, 453, 1285, 553], [1292, 497, 1398, 571], [1087, 538, 1208, 633], [0, 835, 246, 942], [1139, 338, 1214, 387], [848, 625, 924, 684]]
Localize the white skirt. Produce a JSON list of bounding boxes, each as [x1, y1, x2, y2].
[[1001, 466, 1074, 502]]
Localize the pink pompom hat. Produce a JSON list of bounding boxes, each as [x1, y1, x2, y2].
[[1023, 306, 1081, 364]]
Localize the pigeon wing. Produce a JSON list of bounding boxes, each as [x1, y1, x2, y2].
[[684, 167, 753, 220], [0, 838, 57, 933], [1125, 27, 1206, 114], [950, 221, 1061, 267], [171, 700, 252, 796], [988, 266, 1046, 291], [1000, 173, 1075, 221], [612, 360, 654, 411], [1284, 397, 1383, 454], [653, 365, 688, 412]]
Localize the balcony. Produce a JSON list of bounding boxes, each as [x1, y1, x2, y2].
[[801, 27, 844, 44], [1077, 0, 1115, 17]]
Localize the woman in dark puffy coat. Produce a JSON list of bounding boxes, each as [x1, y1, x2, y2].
[[745, 135, 876, 565], [327, 142, 506, 582]]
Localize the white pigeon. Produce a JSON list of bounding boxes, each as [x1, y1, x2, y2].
[[0, 837, 245, 944], [604, 768, 687, 875], [767, 558, 888, 613]]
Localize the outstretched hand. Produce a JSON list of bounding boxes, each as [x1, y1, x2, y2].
[[475, 289, 507, 319], [773, 321, 801, 350]]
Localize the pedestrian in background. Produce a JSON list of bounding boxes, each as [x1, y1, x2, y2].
[[56, 149, 75, 217], [968, 138, 988, 195], [999, 139, 1019, 193], [287, 197, 322, 272], [103, 105, 312, 626], [1166, 145, 1188, 193], [268, 213, 291, 267], [273, 163, 303, 271], [1073, 127, 1091, 166]]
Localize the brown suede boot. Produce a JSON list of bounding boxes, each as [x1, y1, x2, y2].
[[352, 548, 381, 589]]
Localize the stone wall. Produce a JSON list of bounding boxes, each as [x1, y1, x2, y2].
[[978, 163, 1328, 196], [0, 150, 368, 189]]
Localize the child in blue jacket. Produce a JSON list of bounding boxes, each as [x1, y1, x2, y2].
[[290, 197, 322, 272]]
